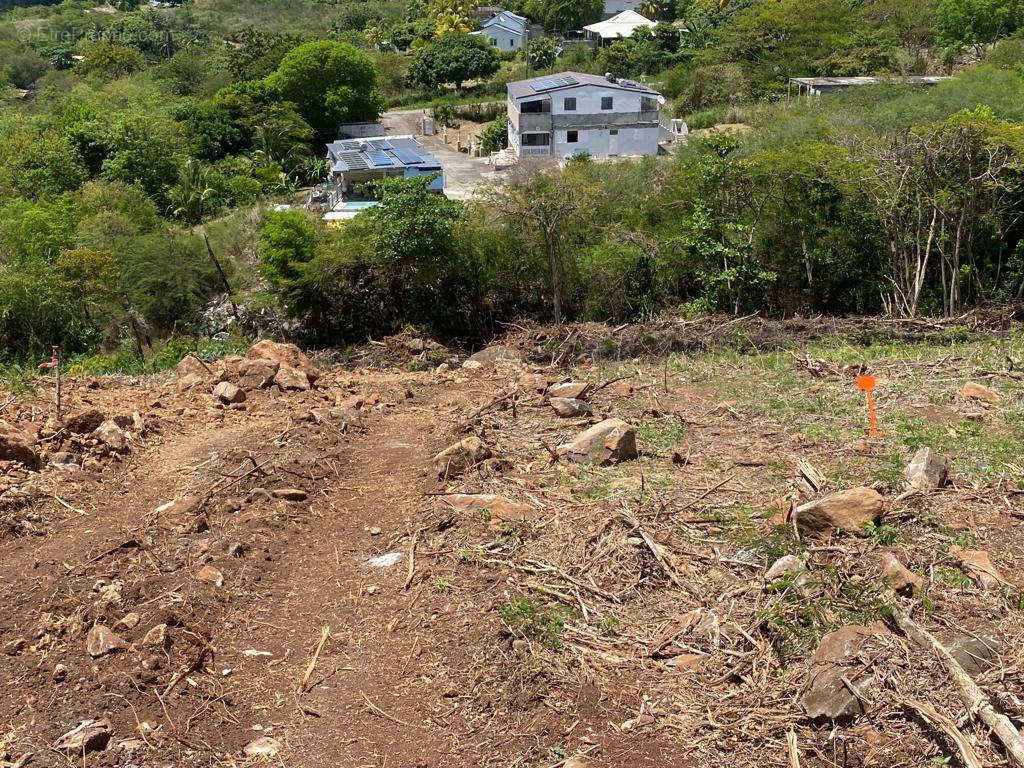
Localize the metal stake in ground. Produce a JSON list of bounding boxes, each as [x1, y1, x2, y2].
[[39, 346, 61, 422]]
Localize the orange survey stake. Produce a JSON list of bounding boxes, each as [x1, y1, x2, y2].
[[856, 375, 882, 437]]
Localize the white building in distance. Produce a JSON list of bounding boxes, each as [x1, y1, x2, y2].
[[507, 72, 664, 158], [470, 9, 528, 52]]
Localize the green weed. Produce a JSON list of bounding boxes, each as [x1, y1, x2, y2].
[[497, 596, 572, 650], [864, 521, 903, 545]]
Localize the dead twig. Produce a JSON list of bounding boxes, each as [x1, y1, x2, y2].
[[360, 691, 421, 729], [895, 696, 983, 768], [619, 510, 696, 596], [404, 531, 418, 591], [298, 626, 331, 694], [786, 729, 799, 768], [892, 606, 1024, 766]]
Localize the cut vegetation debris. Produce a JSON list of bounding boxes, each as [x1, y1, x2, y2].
[[0, 320, 1023, 767]]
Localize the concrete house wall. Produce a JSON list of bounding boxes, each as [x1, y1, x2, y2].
[[602, 0, 644, 18]]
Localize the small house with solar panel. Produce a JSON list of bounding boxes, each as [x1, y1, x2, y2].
[[506, 72, 664, 159], [323, 135, 444, 219]]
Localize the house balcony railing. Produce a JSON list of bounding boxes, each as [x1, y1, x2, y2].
[[552, 110, 661, 129], [512, 112, 553, 132], [519, 145, 552, 156]]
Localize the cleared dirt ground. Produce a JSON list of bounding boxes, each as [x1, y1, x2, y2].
[[2, 316, 1023, 768]]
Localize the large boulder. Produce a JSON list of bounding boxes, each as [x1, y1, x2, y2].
[[903, 447, 950, 490], [794, 487, 883, 535], [564, 418, 638, 465], [801, 624, 889, 721], [433, 437, 491, 477], [237, 358, 279, 390], [548, 382, 589, 400], [174, 355, 210, 379], [0, 420, 41, 469], [248, 340, 317, 383]]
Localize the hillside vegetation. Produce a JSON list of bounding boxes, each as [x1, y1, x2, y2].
[[0, 0, 1022, 372]]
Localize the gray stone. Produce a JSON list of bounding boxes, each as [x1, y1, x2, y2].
[[53, 719, 111, 754], [548, 382, 589, 400], [802, 665, 873, 721], [468, 345, 524, 365], [86, 624, 128, 657], [550, 397, 592, 418], [764, 555, 808, 586], [946, 634, 1000, 675], [565, 418, 638, 466], [904, 447, 951, 490], [49, 451, 80, 470], [243, 737, 283, 758], [213, 381, 246, 405]]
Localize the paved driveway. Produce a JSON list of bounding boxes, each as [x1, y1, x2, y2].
[[378, 109, 505, 201]]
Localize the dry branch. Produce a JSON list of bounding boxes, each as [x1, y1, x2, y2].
[[892, 607, 1024, 767]]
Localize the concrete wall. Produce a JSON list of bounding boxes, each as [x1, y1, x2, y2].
[[472, 28, 525, 51], [552, 125, 659, 157]]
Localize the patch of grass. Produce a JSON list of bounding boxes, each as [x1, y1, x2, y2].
[[760, 574, 893, 660], [456, 548, 475, 564], [710, 505, 806, 563], [598, 616, 620, 636], [497, 596, 573, 650], [934, 566, 971, 589], [0, 363, 37, 395], [435, 577, 451, 593], [637, 419, 686, 452]]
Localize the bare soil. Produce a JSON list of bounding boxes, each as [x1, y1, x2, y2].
[[2, 320, 1023, 768]]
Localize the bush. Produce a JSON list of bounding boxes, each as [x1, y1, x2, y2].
[[479, 114, 510, 154]]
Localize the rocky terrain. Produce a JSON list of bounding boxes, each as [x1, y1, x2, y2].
[[1, 324, 1023, 768]]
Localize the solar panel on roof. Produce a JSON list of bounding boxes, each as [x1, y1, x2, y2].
[[530, 75, 580, 92], [394, 148, 423, 165], [366, 139, 391, 150], [338, 151, 370, 171], [370, 151, 394, 167]]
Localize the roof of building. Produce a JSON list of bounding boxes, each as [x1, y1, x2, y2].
[[326, 135, 442, 175], [471, 21, 524, 37], [583, 9, 656, 39], [789, 76, 951, 87], [479, 9, 527, 30], [507, 71, 661, 100]]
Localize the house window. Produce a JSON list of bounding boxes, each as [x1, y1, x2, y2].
[[509, 39, 514, 47], [610, 129, 618, 135], [567, 130, 578, 143], [522, 133, 550, 146], [601, 96, 614, 110], [490, 38, 497, 45], [641, 96, 658, 112], [520, 99, 550, 114], [563, 97, 577, 111]]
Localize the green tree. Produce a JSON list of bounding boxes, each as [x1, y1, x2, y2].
[[936, 0, 1023, 54], [259, 210, 318, 286], [265, 40, 384, 140], [480, 115, 510, 154], [526, 37, 556, 70], [76, 42, 147, 80], [409, 34, 500, 90]]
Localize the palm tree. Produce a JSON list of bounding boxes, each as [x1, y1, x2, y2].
[[169, 159, 217, 224]]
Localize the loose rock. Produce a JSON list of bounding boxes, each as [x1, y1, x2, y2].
[[86, 624, 128, 657], [93, 421, 128, 453], [197, 565, 224, 587], [764, 554, 808, 587], [794, 487, 883, 535], [945, 634, 1001, 675], [213, 381, 246, 405], [272, 488, 308, 502], [903, 447, 950, 490], [65, 409, 106, 434], [248, 340, 318, 382], [961, 381, 1003, 404], [273, 365, 311, 391], [54, 719, 111, 754], [175, 355, 210, 379], [802, 624, 889, 721], [243, 737, 283, 759], [878, 551, 923, 594], [0, 420, 41, 469], [442, 493, 536, 530], [433, 437, 491, 477], [949, 546, 1006, 589], [548, 382, 589, 400], [550, 397, 592, 418], [142, 624, 168, 648], [237, 358, 279, 390], [564, 418, 638, 466], [467, 345, 523, 365]]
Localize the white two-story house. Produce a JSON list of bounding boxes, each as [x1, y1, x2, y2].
[[506, 72, 663, 158], [470, 9, 528, 52], [602, 0, 644, 19]]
